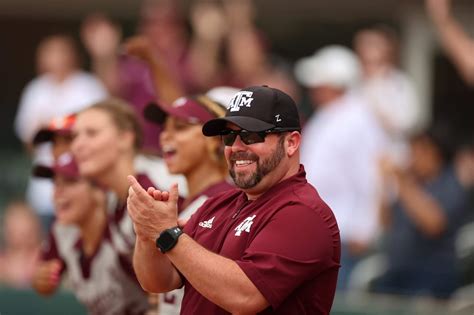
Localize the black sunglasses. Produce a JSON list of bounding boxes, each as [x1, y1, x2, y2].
[[220, 128, 298, 146]]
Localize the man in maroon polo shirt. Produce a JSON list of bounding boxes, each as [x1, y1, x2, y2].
[[127, 86, 341, 314]]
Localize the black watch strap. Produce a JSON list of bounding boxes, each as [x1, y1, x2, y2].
[[156, 226, 183, 253]]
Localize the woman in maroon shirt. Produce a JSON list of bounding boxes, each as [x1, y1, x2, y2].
[[71, 98, 157, 236], [144, 93, 235, 315], [71, 99, 156, 280], [32, 152, 149, 315]]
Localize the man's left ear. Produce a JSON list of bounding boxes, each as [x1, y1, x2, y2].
[[286, 131, 301, 157]]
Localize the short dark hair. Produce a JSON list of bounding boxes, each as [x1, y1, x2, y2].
[[410, 123, 456, 163]]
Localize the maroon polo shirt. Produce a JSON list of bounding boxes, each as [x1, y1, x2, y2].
[[181, 165, 341, 315]]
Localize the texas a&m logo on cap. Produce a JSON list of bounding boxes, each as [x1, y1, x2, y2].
[[228, 91, 254, 112]]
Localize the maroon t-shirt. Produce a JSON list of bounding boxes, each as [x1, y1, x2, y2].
[[181, 166, 341, 315]]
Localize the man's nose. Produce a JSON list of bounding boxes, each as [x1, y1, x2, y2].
[[231, 134, 247, 152]]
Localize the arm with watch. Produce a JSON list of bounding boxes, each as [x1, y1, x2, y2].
[[132, 229, 183, 293], [127, 176, 268, 314]]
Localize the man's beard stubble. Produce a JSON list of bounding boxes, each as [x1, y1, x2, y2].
[[229, 136, 285, 189]]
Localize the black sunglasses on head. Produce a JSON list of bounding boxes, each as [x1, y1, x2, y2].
[[220, 128, 298, 146]]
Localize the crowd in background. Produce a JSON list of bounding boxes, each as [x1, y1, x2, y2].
[[0, 0, 473, 313]]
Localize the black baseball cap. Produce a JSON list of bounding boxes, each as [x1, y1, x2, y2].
[[202, 86, 301, 136]]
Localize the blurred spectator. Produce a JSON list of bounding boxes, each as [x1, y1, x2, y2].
[[80, 13, 165, 155], [224, 0, 299, 102], [454, 136, 474, 230], [33, 114, 76, 159], [80, 13, 124, 96], [13, 34, 107, 231], [138, 0, 196, 93], [426, 0, 474, 86], [81, 0, 220, 99], [354, 25, 421, 164], [186, 0, 229, 91], [0, 201, 41, 289], [374, 124, 470, 298], [32, 153, 149, 314], [136, 0, 232, 94], [295, 45, 387, 289], [454, 138, 474, 288], [455, 137, 474, 192], [14, 34, 107, 149], [80, 2, 231, 154], [81, 5, 185, 100]]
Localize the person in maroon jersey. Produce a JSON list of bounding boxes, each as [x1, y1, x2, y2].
[[144, 94, 234, 218], [127, 86, 341, 314], [32, 152, 149, 315], [71, 98, 159, 251], [144, 93, 235, 315]]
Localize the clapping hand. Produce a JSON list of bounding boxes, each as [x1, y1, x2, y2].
[[127, 176, 179, 243]]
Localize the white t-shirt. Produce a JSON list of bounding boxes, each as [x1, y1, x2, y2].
[[15, 71, 107, 143], [301, 92, 387, 244], [360, 68, 420, 137]]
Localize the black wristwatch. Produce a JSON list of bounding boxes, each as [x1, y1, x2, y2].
[[156, 226, 183, 253]]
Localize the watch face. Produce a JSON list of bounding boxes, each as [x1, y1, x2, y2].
[[158, 232, 175, 248], [156, 227, 183, 252]]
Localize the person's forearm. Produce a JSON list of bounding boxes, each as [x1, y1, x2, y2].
[[432, 13, 474, 85], [166, 234, 268, 314], [188, 39, 222, 90], [397, 177, 447, 237], [92, 56, 121, 95], [148, 60, 184, 105], [133, 238, 181, 293]]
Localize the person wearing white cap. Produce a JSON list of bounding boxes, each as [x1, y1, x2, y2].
[[295, 45, 387, 290]]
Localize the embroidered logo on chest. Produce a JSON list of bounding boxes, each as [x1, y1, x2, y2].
[[234, 215, 256, 236], [198, 216, 215, 229]]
